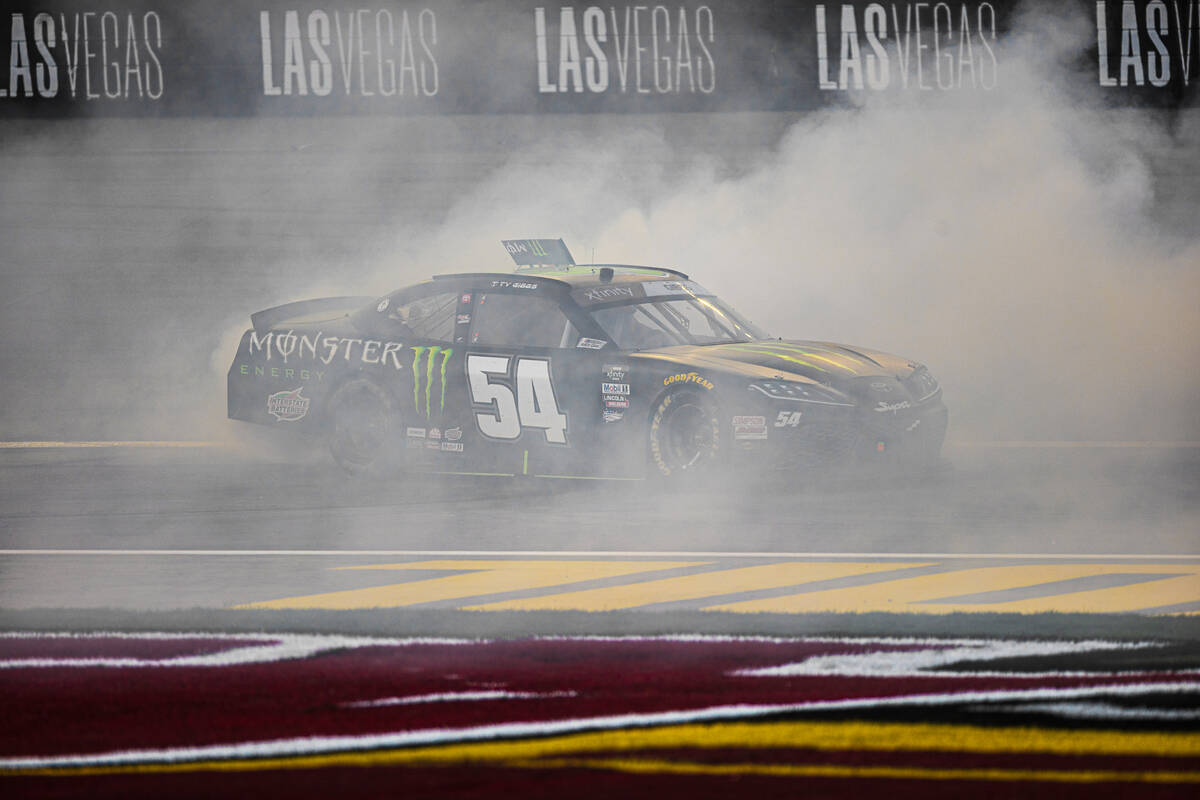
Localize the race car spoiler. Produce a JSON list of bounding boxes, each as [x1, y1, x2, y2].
[[502, 238, 575, 267], [250, 296, 373, 334]]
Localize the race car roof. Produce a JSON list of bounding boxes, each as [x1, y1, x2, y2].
[[432, 264, 690, 289]]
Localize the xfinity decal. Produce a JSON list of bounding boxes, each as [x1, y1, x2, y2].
[[604, 364, 628, 381], [582, 286, 634, 302]]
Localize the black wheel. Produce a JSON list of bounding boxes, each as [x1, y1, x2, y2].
[[648, 389, 722, 478], [327, 379, 396, 474]]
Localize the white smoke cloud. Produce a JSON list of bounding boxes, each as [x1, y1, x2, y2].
[[373, 12, 1200, 443]]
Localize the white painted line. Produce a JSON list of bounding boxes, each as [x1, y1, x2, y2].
[[0, 550, 1198, 560], [3, 441, 1196, 450], [946, 441, 1200, 448], [343, 690, 577, 708], [0, 441, 223, 449]]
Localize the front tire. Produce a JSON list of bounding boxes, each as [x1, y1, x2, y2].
[[648, 389, 722, 479], [327, 378, 396, 474]]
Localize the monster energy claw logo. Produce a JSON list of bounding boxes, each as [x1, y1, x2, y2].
[[412, 346, 453, 418], [528, 240, 549, 257]]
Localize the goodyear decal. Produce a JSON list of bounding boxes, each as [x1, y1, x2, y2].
[[411, 346, 453, 418], [663, 372, 714, 390]]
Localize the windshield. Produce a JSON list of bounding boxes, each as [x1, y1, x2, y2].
[[590, 295, 770, 350]]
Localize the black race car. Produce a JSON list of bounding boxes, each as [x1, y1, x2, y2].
[[228, 239, 946, 479]]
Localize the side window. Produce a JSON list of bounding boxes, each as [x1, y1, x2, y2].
[[470, 293, 573, 349], [388, 292, 457, 342]]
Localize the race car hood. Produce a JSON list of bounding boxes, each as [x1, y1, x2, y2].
[[631, 340, 935, 407], [633, 340, 919, 383]]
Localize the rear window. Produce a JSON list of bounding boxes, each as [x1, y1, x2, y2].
[[388, 292, 458, 342]]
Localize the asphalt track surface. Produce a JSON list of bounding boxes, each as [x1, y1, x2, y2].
[[1, 441, 1197, 629]]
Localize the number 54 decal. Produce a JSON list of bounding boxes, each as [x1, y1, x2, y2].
[[466, 355, 568, 444]]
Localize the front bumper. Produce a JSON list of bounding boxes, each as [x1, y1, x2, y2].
[[740, 395, 948, 471]]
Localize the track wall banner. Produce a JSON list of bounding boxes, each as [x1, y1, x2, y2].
[[0, 1, 1194, 117]]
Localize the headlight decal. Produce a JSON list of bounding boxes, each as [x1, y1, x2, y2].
[[748, 382, 854, 407]]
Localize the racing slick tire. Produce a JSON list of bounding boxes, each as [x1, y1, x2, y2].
[[648, 388, 722, 480], [327, 378, 397, 475]]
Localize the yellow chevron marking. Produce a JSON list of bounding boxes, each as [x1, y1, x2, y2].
[[235, 560, 703, 610], [979, 569, 1200, 614], [10, 720, 1199, 777], [709, 565, 1200, 614], [465, 562, 930, 611]]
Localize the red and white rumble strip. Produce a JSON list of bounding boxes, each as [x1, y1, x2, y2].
[[1, 633, 1197, 772]]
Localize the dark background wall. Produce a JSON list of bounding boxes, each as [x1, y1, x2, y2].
[[0, 1, 1195, 118]]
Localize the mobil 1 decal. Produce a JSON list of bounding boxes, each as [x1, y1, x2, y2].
[[466, 354, 568, 444], [602, 363, 629, 423]]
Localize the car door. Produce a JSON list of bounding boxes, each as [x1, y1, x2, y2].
[[358, 286, 472, 466], [462, 287, 626, 477]]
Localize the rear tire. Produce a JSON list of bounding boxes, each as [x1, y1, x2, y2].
[[328, 378, 396, 474], [648, 389, 722, 479]]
